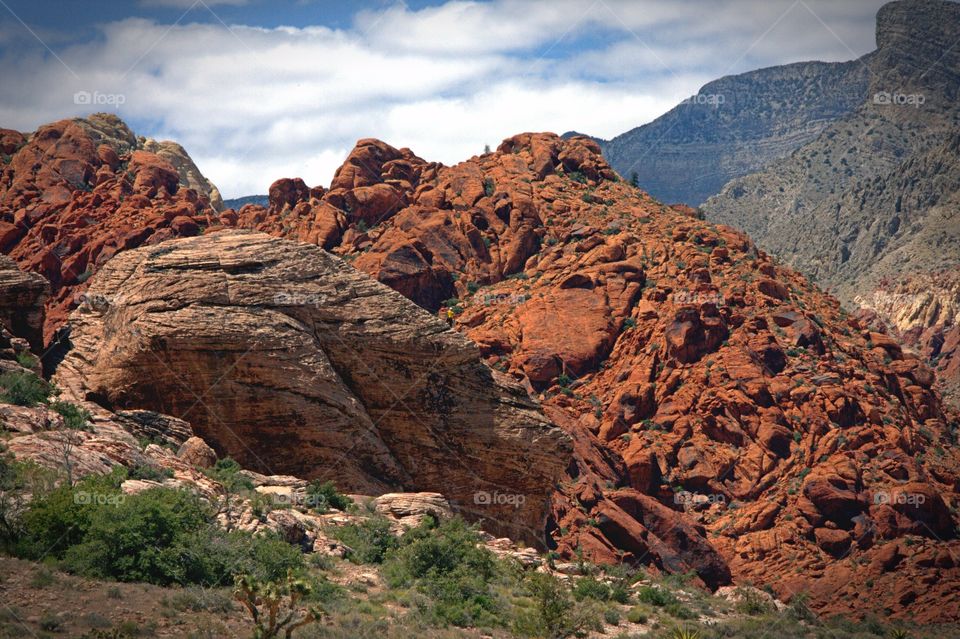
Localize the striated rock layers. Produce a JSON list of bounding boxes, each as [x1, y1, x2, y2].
[[52, 231, 571, 545], [0, 254, 48, 351]]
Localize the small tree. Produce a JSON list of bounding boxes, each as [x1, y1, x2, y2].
[[524, 571, 601, 639], [234, 571, 323, 639], [629, 172, 639, 188]]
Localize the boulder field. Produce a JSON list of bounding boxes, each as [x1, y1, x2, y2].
[[1, 119, 959, 620]]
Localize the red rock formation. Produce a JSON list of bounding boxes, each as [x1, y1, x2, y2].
[[0, 115, 222, 342], [255, 132, 958, 620]]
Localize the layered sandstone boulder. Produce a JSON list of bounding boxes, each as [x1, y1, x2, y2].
[[0, 254, 48, 351], [53, 231, 571, 544]]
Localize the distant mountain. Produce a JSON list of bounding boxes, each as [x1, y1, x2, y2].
[[601, 61, 870, 206], [223, 194, 269, 209], [703, 0, 960, 400]]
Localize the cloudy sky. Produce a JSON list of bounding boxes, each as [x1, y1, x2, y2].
[[0, 0, 888, 198]]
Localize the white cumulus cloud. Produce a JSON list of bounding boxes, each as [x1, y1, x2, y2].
[[0, 0, 886, 197]]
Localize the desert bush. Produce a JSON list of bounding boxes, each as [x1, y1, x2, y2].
[[11, 474, 303, 587], [49, 401, 93, 430], [0, 370, 52, 406], [637, 585, 677, 607], [62, 487, 211, 583], [382, 517, 501, 628], [330, 516, 398, 565], [205, 457, 255, 492], [306, 480, 352, 513], [571, 576, 612, 602], [516, 571, 602, 638], [128, 462, 174, 482], [734, 588, 773, 616], [13, 470, 123, 558]]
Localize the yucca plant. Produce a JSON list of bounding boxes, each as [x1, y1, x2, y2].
[[234, 570, 324, 639], [889, 630, 910, 639], [671, 626, 702, 639]]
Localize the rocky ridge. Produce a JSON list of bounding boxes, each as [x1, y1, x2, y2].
[[2, 113, 960, 620], [600, 60, 870, 206]]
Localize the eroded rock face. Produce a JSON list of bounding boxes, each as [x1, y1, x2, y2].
[[53, 231, 570, 544], [0, 254, 48, 351], [857, 267, 960, 406]]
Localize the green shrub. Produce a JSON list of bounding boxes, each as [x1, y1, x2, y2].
[[0, 370, 52, 406], [572, 576, 612, 601], [483, 178, 495, 197], [205, 457, 254, 492], [734, 588, 773, 615], [382, 517, 501, 628], [664, 601, 696, 619], [14, 480, 305, 587], [603, 608, 620, 625], [626, 606, 648, 624], [63, 487, 210, 584], [15, 351, 38, 369], [636, 585, 677, 607], [518, 571, 602, 638], [128, 462, 173, 482], [175, 527, 304, 586], [13, 471, 123, 559], [306, 480, 352, 513], [330, 516, 398, 564], [50, 401, 92, 430]]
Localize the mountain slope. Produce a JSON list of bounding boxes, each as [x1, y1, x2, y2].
[[703, 0, 960, 401], [601, 58, 870, 206]]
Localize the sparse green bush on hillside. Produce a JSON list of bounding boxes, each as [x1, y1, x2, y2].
[[205, 457, 255, 492], [8, 470, 303, 587], [382, 517, 500, 628], [0, 370, 52, 406], [49, 401, 93, 430], [330, 516, 398, 565], [306, 480, 352, 513], [516, 571, 602, 639]]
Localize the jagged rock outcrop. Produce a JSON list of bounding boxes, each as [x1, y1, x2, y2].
[[139, 138, 223, 211], [52, 231, 571, 544], [0, 113, 224, 342], [857, 267, 960, 405]]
